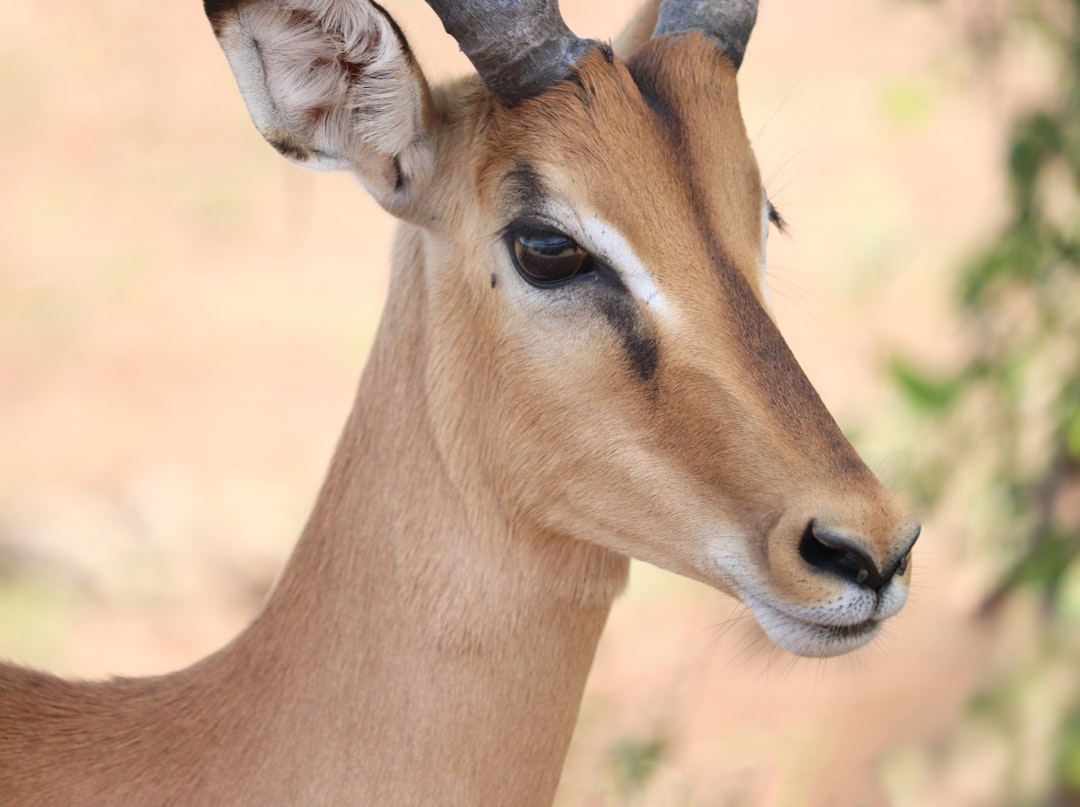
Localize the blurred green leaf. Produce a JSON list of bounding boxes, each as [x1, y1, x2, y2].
[[1066, 403, 1080, 462], [887, 357, 966, 412], [1009, 113, 1064, 217], [609, 735, 667, 797], [999, 532, 1079, 594], [961, 221, 1045, 304], [882, 78, 936, 127], [1059, 555, 1080, 622], [1060, 709, 1080, 795]]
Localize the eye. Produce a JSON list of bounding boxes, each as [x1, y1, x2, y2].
[[508, 227, 596, 286]]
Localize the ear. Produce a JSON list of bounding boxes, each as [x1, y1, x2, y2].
[[205, 0, 435, 219], [613, 0, 661, 60]]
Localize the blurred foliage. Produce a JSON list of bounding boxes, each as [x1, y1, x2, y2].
[[607, 735, 668, 801], [889, 0, 1080, 802]]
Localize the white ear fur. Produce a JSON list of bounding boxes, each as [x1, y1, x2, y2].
[[209, 0, 434, 216]]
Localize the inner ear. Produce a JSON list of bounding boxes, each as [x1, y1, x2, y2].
[[207, 0, 435, 218]]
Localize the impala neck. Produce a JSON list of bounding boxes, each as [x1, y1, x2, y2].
[[193, 227, 630, 804]]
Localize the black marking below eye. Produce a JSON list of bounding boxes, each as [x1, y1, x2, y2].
[[596, 293, 659, 382]]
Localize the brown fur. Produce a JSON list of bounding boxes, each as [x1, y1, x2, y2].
[[0, 5, 916, 804]]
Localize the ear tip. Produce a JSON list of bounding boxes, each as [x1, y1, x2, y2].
[[204, 0, 246, 32], [204, 0, 240, 14]]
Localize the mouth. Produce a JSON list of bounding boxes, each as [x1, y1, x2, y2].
[[796, 617, 882, 654], [705, 557, 905, 658], [742, 595, 884, 658]]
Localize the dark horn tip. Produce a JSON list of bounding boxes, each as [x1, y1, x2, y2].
[[653, 0, 759, 69]]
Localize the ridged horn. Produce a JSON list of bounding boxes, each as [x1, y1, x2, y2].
[[652, 0, 759, 69], [423, 0, 596, 107]]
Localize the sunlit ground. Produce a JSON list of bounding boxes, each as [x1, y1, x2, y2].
[[0, 1, 1058, 804]]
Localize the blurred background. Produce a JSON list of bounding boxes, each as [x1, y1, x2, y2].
[[1, 0, 1077, 804]]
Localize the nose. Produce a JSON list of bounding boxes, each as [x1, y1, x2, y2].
[[799, 521, 919, 592]]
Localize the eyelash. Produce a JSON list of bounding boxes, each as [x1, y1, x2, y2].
[[767, 201, 786, 233]]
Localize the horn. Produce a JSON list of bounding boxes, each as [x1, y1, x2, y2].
[[653, 0, 759, 69], [423, 0, 595, 107]]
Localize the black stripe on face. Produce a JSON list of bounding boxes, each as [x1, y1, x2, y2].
[[596, 291, 659, 382]]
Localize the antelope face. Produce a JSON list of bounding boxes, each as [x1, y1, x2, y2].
[[207, 0, 918, 658], [427, 38, 917, 658]]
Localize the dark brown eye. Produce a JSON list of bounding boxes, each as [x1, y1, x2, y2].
[[510, 230, 594, 286]]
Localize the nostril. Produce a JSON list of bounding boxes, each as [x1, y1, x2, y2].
[[799, 521, 888, 591]]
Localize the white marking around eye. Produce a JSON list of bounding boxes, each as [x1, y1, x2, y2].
[[580, 217, 669, 316]]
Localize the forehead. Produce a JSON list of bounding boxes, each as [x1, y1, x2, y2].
[[483, 34, 765, 277]]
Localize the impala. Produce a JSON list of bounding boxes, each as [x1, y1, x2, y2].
[[0, 0, 919, 803]]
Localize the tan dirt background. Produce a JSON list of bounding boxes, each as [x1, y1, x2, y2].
[[0, 1, 1047, 804]]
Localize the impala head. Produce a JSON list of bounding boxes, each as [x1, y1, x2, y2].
[[206, 0, 919, 657]]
